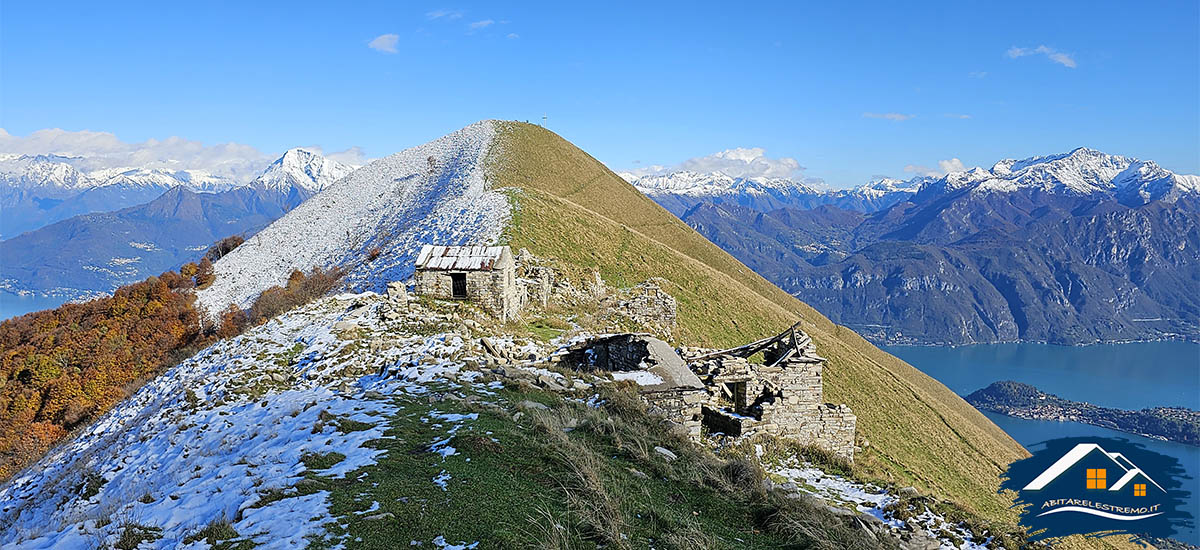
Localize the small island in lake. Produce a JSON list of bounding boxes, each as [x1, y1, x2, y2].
[[965, 381, 1199, 446]]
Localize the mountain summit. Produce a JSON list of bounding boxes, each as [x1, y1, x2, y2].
[[251, 148, 356, 195], [194, 120, 1026, 515], [3, 121, 1034, 549]]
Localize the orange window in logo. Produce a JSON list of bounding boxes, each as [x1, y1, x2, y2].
[[1086, 468, 1107, 489], [1134, 484, 1146, 496]]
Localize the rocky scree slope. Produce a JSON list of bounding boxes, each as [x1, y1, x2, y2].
[[196, 122, 507, 314]]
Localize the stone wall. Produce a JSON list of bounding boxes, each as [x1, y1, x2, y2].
[[616, 279, 677, 335], [642, 390, 705, 439], [520, 266, 555, 309]]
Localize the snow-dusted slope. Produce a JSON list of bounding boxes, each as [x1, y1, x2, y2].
[[0, 294, 477, 549], [251, 148, 355, 195], [197, 121, 507, 314]]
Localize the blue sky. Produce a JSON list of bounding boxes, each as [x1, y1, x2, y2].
[[2, 1, 1197, 187]]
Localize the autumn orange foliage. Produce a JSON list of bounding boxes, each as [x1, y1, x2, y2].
[[0, 264, 343, 481], [0, 273, 206, 480]]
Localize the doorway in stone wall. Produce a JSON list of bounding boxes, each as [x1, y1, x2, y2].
[[450, 273, 467, 298]]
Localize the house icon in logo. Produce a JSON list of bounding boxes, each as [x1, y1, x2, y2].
[[1024, 443, 1166, 498], [1000, 437, 1189, 540]]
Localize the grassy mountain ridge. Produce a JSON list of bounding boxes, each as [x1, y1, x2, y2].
[[491, 122, 1156, 549], [489, 122, 1029, 516]]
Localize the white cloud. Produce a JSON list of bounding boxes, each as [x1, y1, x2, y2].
[[367, 34, 399, 54], [506, 33, 519, 39], [938, 158, 966, 173], [468, 19, 494, 30], [0, 128, 371, 183], [1006, 45, 1076, 68], [626, 147, 818, 182], [300, 145, 373, 167], [426, 9, 464, 20], [904, 157, 967, 178], [863, 112, 915, 122]]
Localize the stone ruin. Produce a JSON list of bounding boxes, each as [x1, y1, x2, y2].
[[558, 333, 707, 438], [408, 246, 677, 337], [413, 245, 522, 321], [556, 323, 857, 461], [615, 279, 678, 337], [685, 324, 856, 460]]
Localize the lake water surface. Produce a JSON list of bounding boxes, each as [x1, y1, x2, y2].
[[883, 341, 1200, 544], [0, 291, 70, 322]]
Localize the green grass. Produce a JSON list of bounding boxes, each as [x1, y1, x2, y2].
[[275, 378, 891, 550], [526, 317, 569, 342], [485, 120, 1141, 550], [182, 517, 251, 550], [115, 522, 162, 550]]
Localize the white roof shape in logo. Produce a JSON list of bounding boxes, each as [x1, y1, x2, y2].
[[1022, 443, 1164, 493]]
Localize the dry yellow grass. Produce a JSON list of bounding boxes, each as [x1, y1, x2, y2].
[[488, 122, 1151, 549]]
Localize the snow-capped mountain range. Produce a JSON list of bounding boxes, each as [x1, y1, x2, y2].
[[626, 147, 1198, 217], [0, 153, 239, 194], [673, 146, 1200, 345], [621, 171, 924, 215], [0, 149, 358, 300], [0, 148, 354, 238], [915, 147, 1200, 205]]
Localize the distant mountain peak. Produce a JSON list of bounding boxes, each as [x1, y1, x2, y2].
[[252, 148, 355, 194]]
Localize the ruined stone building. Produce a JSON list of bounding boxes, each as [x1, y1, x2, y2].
[[685, 323, 856, 460], [558, 323, 857, 461], [559, 333, 707, 438], [414, 245, 521, 320]]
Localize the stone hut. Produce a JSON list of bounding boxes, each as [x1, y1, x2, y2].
[[414, 245, 521, 320]]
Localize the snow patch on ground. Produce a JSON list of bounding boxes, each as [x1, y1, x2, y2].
[[611, 370, 665, 386], [769, 461, 990, 549]]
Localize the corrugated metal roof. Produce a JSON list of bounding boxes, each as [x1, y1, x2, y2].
[[415, 244, 505, 271]]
